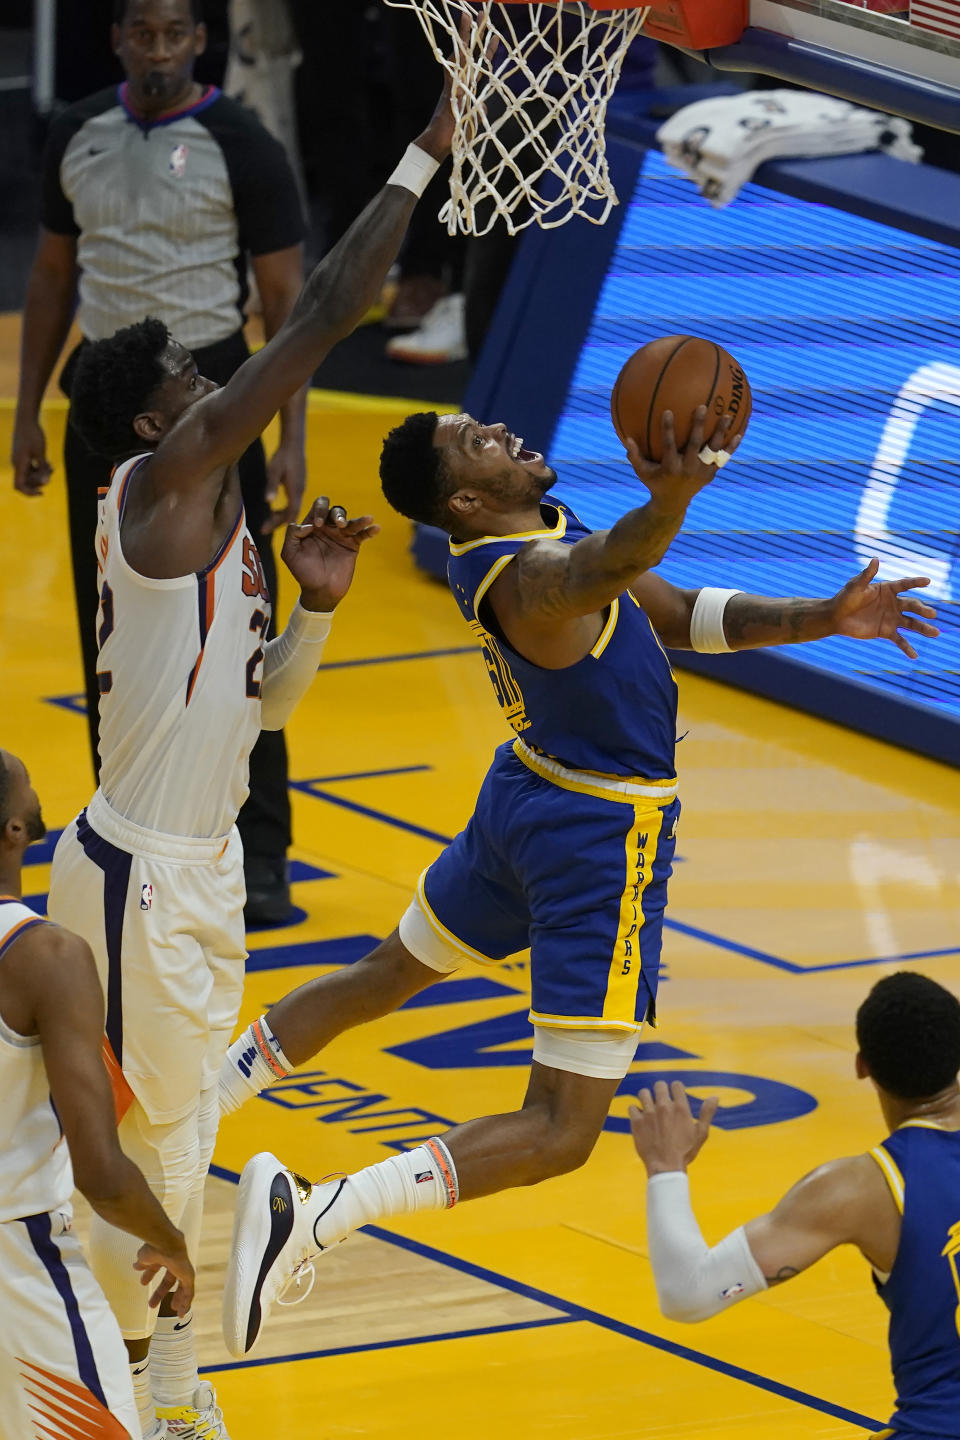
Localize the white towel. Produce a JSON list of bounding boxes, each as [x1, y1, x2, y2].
[[656, 89, 922, 208]]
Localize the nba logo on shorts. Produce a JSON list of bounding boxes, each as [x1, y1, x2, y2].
[[169, 144, 188, 177], [140, 883, 154, 911]]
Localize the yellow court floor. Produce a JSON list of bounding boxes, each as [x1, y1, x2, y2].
[[3, 392, 960, 1440]]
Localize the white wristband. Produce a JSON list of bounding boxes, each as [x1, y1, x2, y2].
[[388, 143, 441, 199], [689, 587, 740, 654]]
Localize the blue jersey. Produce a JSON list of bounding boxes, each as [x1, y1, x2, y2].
[[447, 498, 679, 781], [871, 1122, 960, 1438]]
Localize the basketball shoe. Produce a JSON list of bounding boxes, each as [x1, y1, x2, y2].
[[222, 1152, 326, 1358], [157, 1383, 230, 1439]]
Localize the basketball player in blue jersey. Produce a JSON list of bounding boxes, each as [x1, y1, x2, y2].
[[630, 971, 960, 1440], [42, 81, 459, 1439], [220, 406, 938, 1358]]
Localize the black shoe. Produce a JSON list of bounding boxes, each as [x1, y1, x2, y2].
[[243, 856, 293, 928]]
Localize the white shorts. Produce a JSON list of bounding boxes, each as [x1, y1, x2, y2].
[[48, 789, 247, 1126], [0, 1207, 139, 1439]]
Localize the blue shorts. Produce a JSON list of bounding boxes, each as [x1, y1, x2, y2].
[[418, 743, 679, 1032]]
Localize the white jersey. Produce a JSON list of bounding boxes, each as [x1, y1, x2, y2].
[[95, 454, 270, 839], [0, 901, 73, 1222]]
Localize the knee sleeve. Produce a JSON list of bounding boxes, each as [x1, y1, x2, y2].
[[88, 1102, 201, 1340], [533, 1023, 641, 1080], [179, 1085, 220, 1264]]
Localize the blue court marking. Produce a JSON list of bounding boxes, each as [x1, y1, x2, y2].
[[289, 777, 956, 978], [295, 765, 431, 785], [44, 693, 88, 716], [288, 860, 335, 884], [23, 829, 64, 866], [203, 1162, 883, 1429], [289, 775, 453, 847], [666, 917, 960, 976], [203, 1315, 576, 1374], [245, 936, 379, 972], [318, 646, 476, 671], [244, 935, 521, 1006]]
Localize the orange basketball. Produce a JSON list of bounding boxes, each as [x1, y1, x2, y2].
[[611, 335, 752, 460]]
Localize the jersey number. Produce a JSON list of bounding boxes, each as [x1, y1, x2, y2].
[[246, 609, 270, 698], [96, 581, 114, 694], [241, 537, 270, 602]]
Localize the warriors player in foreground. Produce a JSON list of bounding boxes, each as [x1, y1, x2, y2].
[[220, 406, 939, 1357], [45, 80, 457, 1438], [631, 972, 960, 1440], [0, 750, 193, 1439]]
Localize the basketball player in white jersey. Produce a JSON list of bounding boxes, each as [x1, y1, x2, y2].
[[43, 74, 457, 1440], [0, 748, 193, 1440]]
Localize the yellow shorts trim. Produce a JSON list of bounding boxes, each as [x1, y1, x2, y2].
[[601, 806, 663, 1029], [512, 738, 677, 806], [529, 1009, 643, 1035], [414, 871, 503, 969]]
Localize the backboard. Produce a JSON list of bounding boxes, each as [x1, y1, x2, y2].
[[649, 0, 960, 133]]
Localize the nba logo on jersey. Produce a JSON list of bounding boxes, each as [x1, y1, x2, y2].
[[140, 884, 154, 911], [169, 144, 188, 177]]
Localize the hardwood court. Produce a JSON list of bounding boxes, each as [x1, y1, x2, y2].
[[3, 387, 960, 1439]]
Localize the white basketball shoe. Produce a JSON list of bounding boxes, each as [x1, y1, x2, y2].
[[157, 1384, 230, 1439], [222, 1152, 329, 1358]]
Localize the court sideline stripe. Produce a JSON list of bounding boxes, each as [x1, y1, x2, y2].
[[204, 1314, 576, 1374], [204, 1163, 884, 1430]]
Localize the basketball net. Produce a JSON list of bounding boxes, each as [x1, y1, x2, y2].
[[384, 1, 649, 235]]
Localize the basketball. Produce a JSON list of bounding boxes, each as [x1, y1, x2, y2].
[[611, 335, 752, 461]]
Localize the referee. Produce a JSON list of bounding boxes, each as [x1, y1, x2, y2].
[[12, 0, 306, 926]]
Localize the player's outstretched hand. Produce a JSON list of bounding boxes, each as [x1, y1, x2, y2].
[[625, 408, 740, 508], [629, 1080, 719, 1178], [830, 557, 939, 660], [134, 1242, 195, 1315], [281, 496, 380, 613]]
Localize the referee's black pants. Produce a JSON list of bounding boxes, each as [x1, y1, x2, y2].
[[62, 328, 292, 864]]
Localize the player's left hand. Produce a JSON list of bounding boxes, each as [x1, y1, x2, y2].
[[262, 441, 307, 536], [830, 558, 939, 659], [629, 1080, 719, 1178], [134, 1243, 196, 1315], [281, 496, 380, 612]]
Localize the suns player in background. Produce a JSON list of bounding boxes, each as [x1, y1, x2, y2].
[[43, 78, 457, 1439], [219, 405, 939, 1358], [630, 971, 960, 1440], [0, 749, 193, 1439]]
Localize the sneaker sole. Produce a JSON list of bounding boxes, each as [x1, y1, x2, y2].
[[221, 1152, 293, 1358]]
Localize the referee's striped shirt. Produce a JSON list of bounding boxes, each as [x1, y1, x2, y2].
[[42, 83, 305, 350]]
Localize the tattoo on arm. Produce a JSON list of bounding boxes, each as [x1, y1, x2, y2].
[[722, 595, 833, 650], [764, 1265, 800, 1287]]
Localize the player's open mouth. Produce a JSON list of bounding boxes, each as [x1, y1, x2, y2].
[[507, 433, 542, 466]]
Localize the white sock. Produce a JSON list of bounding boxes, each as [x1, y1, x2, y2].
[[130, 1356, 157, 1439], [150, 1310, 198, 1409], [306, 1139, 459, 1252], [219, 1016, 293, 1115]]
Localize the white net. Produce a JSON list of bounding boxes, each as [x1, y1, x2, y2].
[[384, 1, 649, 235]]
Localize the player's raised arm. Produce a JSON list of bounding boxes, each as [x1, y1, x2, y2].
[[628, 1081, 896, 1324], [13, 924, 195, 1312], [149, 85, 455, 493]]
